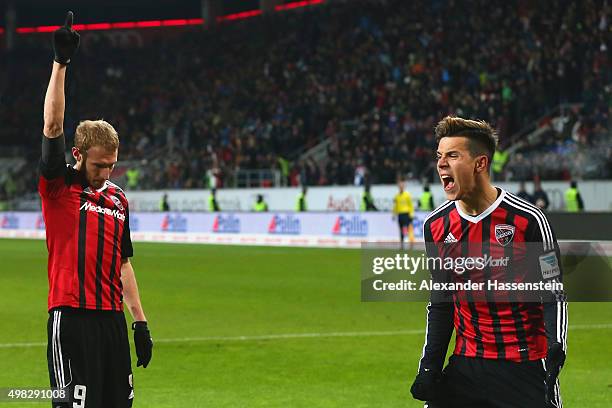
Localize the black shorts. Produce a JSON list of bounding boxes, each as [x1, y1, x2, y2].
[[425, 355, 557, 408], [398, 213, 412, 227], [47, 307, 134, 408]]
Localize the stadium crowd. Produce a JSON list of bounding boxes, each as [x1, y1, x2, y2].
[[0, 0, 609, 199]]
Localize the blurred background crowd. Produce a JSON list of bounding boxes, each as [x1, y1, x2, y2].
[[0, 0, 609, 203]]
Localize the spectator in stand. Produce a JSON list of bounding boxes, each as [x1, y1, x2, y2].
[[208, 188, 220, 212], [159, 193, 170, 212], [418, 185, 434, 211], [296, 186, 308, 212], [253, 194, 269, 212], [532, 179, 550, 210], [360, 183, 378, 212], [564, 180, 585, 212], [0, 188, 8, 211], [516, 181, 533, 203], [126, 167, 140, 190]]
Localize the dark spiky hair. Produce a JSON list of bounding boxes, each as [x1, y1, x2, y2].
[[434, 116, 498, 164]]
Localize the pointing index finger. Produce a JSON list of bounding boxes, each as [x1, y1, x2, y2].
[[64, 11, 74, 28]]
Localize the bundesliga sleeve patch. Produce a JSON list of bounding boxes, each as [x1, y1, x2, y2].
[[539, 252, 561, 280]]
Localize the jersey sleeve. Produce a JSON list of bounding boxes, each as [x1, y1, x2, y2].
[[121, 205, 134, 258], [528, 211, 568, 352], [417, 221, 454, 373], [38, 135, 68, 199]]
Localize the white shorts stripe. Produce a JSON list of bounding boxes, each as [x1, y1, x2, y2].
[[555, 379, 563, 408], [56, 311, 65, 388], [52, 311, 60, 388], [52, 311, 65, 388]]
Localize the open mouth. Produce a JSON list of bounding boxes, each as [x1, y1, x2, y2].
[[441, 175, 455, 191]]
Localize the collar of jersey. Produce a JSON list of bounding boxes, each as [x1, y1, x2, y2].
[[96, 181, 109, 193], [454, 188, 506, 224]]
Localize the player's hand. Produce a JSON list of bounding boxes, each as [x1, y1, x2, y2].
[[132, 321, 153, 368], [544, 342, 565, 407], [410, 368, 441, 401], [53, 11, 80, 65]]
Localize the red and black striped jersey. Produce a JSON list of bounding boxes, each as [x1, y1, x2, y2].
[[418, 188, 567, 370], [39, 136, 133, 312]]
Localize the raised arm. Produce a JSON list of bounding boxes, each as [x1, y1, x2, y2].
[[43, 63, 67, 138], [43, 11, 79, 138], [39, 13, 80, 193]]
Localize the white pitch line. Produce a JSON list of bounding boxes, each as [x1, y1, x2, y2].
[[1, 323, 611, 349], [154, 329, 426, 344], [0, 341, 47, 348]]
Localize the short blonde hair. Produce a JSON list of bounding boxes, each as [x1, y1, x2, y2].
[[74, 120, 119, 153]]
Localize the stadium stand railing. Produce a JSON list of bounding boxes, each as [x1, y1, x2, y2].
[[501, 103, 610, 181], [234, 169, 282, 188]]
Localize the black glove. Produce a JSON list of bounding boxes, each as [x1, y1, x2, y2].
[[410, 368, 442, 401], [132, 321, 153, 368], [544, 342, 566, 407], [53, 11, 80, 64]]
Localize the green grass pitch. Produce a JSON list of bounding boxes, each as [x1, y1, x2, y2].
[[0, 239, 610, 407]]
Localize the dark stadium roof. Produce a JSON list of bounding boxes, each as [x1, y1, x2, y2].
[[0, 0, 201, 26], [0, 0, 325, 27], [0, 1, 325, 27]]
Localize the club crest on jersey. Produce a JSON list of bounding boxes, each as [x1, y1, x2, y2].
[[110, 195, 124, 211], [495, 224, 515, 246]]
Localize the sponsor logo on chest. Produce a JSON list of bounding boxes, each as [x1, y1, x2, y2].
[[79, 201, 126, 221]]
